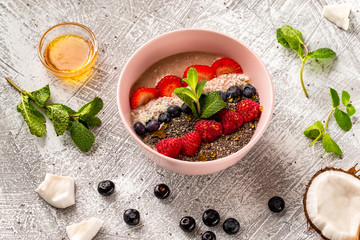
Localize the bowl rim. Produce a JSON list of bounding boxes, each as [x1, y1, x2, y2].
[[117, 28, 274, 167]]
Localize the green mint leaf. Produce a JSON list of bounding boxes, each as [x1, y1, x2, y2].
[[77, 97, 103, 118], [308, 48, 336, 59], [195, 80, 207, 98], [304, 121, 323, 139], [17, 94, 46, 137], [334, 108, 352, 131], [25, 85, 50, 107], [48, 103, 76, 115], [185, 67, 198, 91], [200, 91, 226, 119], [46, 104, 71, 136], [174, 87, 198, 102], [80, 116, 102, 128], [346, 104, 356, 116], [322, 133, 342, 156], [70, 121, 95, 152], [341, 90, 350, 106], [279, 25, 304, 58], [276, 28, 290, 48], [173, 89, 198, 117], [330, 88, 340, 107]]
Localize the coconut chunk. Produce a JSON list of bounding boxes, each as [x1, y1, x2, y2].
[[304, 167, 360, 240], [322, 4, 351, 30], [66, 217, 104, 240]]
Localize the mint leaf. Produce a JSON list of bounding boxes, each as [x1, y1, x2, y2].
[[308, 48, 336, 59], [184, 67, 198, 91], [174, 87, 198, 102], [173, 90, 198, 117], [334, 108, 352, 131], [322, 133, 342, 156], [276, 28, 290, 48], [46, 104, 71, 136], [70, 121, 95, 152], [304, 121, 323, 139], [195, 80, 207, 98], [48, 103, 76, 115], [81, 116, 101, 128], [200, 91, 226, 119], [25, 85, 50, 107], [346, 104, 356, 116], [278, 25, 304, 58], [330, 88, 340, 107], [77, 97, 103, 118], [17, 94, 46, 137], [341, 91, 350, 106]]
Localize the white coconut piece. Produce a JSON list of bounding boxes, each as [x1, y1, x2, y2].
[[35, 173, 75, 208], [322, 4, 351, 30], [304, 167, 360, 240], [66, 217, 104, 240]]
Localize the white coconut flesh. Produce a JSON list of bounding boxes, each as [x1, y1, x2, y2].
[[304, 169, 360, 240]]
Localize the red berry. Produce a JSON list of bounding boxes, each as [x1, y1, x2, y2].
[[130, 87, 159, 109], [236, 99, 261, 123], [155, 75, 182, 97], [183, 65, 216, 86], [156, 137, 182, 158], [211, 58, 243, 76], [217, 109, 244, 134], [195, 120, 223, 143], [181, 131, 202, 156]]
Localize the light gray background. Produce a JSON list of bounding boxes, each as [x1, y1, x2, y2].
[[1, 0, 360, 239]]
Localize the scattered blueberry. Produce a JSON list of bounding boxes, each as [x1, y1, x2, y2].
[[154, 183, 170, 199], [179, 216, 196, 232], [217, 91, 227, 102], [181, 103, 192, 114], [133, 122, 146, 135], [268, 196, 285, 213], [202, 209, 220, 227], [167, 105, 181, 118], [223, 218, 240, 235], [242, 84, 256, 98], [202, 231, 216, 240], [145, 119, 160, 132], [97, 180, 115, 196], [226, 86, 241, 100], [158, 112, 171, 123], [123, 209, 140, 226]]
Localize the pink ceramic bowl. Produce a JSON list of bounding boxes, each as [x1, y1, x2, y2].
[[117, 29, 274, 175]]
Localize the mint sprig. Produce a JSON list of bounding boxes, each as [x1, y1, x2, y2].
[[5, 77, 103, 152], [304, 88, 356, 156], [277, 25, 336, 98], [173, 67, 225, 118]]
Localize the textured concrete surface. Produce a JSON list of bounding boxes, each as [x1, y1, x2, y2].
[[1, 0, 360, 239]]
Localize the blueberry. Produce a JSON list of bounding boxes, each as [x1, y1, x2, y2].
[[226, 86, 241, 100], [242, 84, 256, 98], [123, 209, 140, 226], [202, 231, 216, 240], [202, 209, 220, 227], [158, 112, 171, 123], [268, 196, 285, 213], [97, 180, 115, 196], [179, 216, 196, 232], [181, 103, 192, 114], [217, 91, 227, 102], [145, 119, 160, 132], [133, 122, 146, 135], [167, 105, 181, 118], [223, 218, 240, 235], [154, 183, 170, 199]]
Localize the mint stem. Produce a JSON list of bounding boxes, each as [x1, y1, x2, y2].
[[5, 77, 24, 94], [300, 44, 309, 98]]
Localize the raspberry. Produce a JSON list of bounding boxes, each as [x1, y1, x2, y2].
[[181, 131, 202, 156], [217, 109, 243, 134], [195, 120, 223, 143], [236, 99, 261, 123], [156, 137, 182, 158]]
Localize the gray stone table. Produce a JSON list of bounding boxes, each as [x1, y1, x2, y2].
[[1, 0, 360, 239]]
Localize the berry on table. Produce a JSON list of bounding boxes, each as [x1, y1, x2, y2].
[[223, 218, 240, 235], [133, 122, 146, 135], [226, 86, 241, 101], [202, 231, 216, 240], [236, 99, 261, 123], [155, 75, 182, 97], [167, 105, 181, 118], [97, 180, 115, 196], [181, 131, 201, 156], [217, 109, 243, 135], [211, 57, 243, 76], [145, 119, 160, 132], [154, 183, 170, 199], [268, 196, 285, 213], [156, 137, 182, 158], [179, 216, 196, 232], [242, 84, 257, 98], [202, 209, 220, 227], [181, 103, 192, 114], [158, 112, 171, 123], [195, 120, 223, 143], [130, 87, 159, 109], [123, 209, 140, 226]]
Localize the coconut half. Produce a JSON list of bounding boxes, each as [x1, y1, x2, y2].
[[304, 166, 360, 240]]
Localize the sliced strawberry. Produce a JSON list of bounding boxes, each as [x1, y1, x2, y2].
[[155, 75, 182, 97], [130, 87, 159, 109], [211, 57, 243, 76], [182, 65, 216, 86]]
